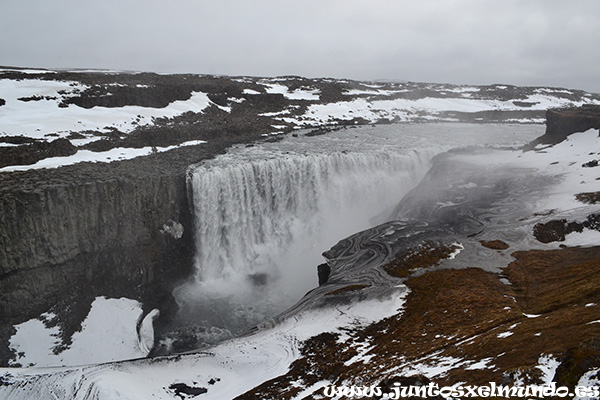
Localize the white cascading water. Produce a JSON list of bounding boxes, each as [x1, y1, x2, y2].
[[190, 150, 432, 282], [170, 123, 542, 348], [170, 145, 434, 347]]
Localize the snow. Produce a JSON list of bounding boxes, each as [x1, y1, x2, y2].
[[275, 93, 596, 127], [9, 297, 151, 368], [443, 86, 481, 93], [563, 229, 600, 247], [523, 313, 541, 318], [497, 331, 514, 338], [397, 354, 469, 378], [450, 129, 600, 222], [228, 97, 245, 103], [536, 354, 560, 385], [0, 140, 206, 172], [7, 313, 60, 368], [0, 288, 409, 399], [464, 357, 494, 370], [0, 78, 212, 138], [138, 309, 160, 355], [447, 242, 464, 259], [290, 380, 331, 400], [261, 82, 320, 100], [0, 67, 56, 74], [343, 88, 403, 96], [575, 369, 600, 400], [242, 88, 261, 95]]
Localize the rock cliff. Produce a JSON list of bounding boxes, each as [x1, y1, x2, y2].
[[528, 104, 600, 147]]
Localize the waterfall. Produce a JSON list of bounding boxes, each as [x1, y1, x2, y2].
[[166, 148, 435, 347], [188, 149, 433, 283], [167, 123, 542, 350]]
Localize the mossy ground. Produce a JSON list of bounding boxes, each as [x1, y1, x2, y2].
[[237, 245, 600, 399]]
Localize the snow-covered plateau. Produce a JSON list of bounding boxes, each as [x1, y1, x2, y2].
[[1, 68, 600, 399]]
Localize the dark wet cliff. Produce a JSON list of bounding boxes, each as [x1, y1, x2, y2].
[[0, 157, 195, 324], [531, 104, 600, 146], [0, 171, 189, 317]]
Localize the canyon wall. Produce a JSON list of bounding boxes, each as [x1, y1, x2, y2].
[[535, 104, 600, 145], [0, 162, 195, 326]]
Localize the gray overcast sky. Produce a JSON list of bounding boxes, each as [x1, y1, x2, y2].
[[1, 0, 599, 92]]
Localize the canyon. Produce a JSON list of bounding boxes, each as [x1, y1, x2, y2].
[[1, 67, 600, 399]]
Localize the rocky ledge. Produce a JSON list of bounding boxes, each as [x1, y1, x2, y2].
[[527, 104, 600, 147]]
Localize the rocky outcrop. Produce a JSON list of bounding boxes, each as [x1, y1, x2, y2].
[[0, 171, 188, 313], [0, 161, 193, 361], [0, 138, 77, 169], [528, 104, 600, 146]]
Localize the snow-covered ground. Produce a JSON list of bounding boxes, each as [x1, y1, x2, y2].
[[0, 79, 212, 138], [2, 127, 600, 399], [8, 297, 156, 368], [0, 140, 206, 172], [0, 289, 408, 399], [2, 72, 599, 171], [275, 93, 588, 126], [450, 128, 600, 234]]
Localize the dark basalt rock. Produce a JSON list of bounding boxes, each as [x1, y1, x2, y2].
[[0, 138, 77, 168], [168, 383, 208, 398], [317, 263, 330, 286], [533, 219, 568, 243], [533, 213, 600, 243], [59, 84, 196, 109], [554, 338, 600, 391], [527, 104, 600, 148], [480, 240, 510, 250], [0, 98, 5, 106]]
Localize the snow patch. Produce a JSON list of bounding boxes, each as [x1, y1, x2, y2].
[[261, 82, 320, 100], [9, 297, 151, 367], [536, 354, 560, 385], [0, 140, 206, 172], [242, 88, 261, 95], [575, 369, 600, 400], [563, 229, 600, 247], [447, 242, 464, 260], [465, 357, 494, 370], [0, 78, 212, 138]]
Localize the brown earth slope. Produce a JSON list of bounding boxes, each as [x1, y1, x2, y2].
[[237, 245, 600, 399]]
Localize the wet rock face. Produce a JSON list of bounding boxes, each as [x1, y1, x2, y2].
[[317, 263, 330, 286], [0, 171, 194, 329], [535, 104, 600, 146]]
